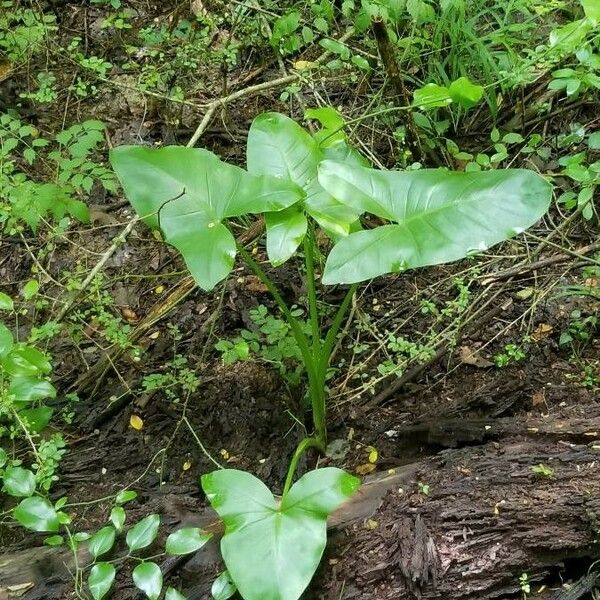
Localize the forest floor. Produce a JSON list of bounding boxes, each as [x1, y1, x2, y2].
[[0, 1, 599, 599]]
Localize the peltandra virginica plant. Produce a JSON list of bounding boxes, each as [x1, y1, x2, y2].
[[110, 110, 551, 600]]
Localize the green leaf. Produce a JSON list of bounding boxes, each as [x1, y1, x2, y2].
[[21, 280, 40, 300], [247, 112, 359, 263], [581, 0, 600, 23], [318, 161, 552, 285], [19, 407, 54, 433], [264, 207, 308, 267], [202, 468, 360, 600], [0, 292, 14, 311], [88, 526, 116, 559], [165, 527, 213, 555], [2, 467, 36, 497], [110, 506, 126, 531], [0, 447, 7, 468], [588, 131, 600, 149], [413, 83, 452, 109], [132, 562, 163, 600], [88, 562, 116, 600], [2, 346, 52, 377], [14, 497, 60, 532], [304, 106, 345, 147], [115, 489, 137, 504], [166, 588, 188, 600], [110, 146, 302, 291], [126, 513, 160, 552], [0, 323, 13, 357], [44, 535, 64, 546], [9, 376, 56, 404], [448, 76, 484, 109], [212, 571, 237, 600]]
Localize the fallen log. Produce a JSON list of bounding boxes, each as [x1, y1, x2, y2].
[[2, 434, 598, 600]]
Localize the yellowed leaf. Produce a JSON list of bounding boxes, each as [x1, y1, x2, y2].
[[182, 460, 192, 471], [220, 449, 230, 460], [356, 463, 376, 475], [154, 285, 165, 294], [365, 518, 378, 529], [367, 446, 378, 463], [294, 60, 315, 70], [129, 414, 143, 430]]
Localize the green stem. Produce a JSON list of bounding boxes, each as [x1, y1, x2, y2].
[[281, 437, 325, 499], [318, 284, 358, 380], [238, 244, 328, 446], [303, 228, 321, 354]]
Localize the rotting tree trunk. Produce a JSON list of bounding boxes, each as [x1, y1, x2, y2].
[[1, 428, 599, 599]]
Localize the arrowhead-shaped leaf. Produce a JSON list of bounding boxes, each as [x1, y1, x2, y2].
[[247, 112, 361, 264], [202, 468, 360, 600], [318, 161, 552, 285], [110, 146, 303, 290]]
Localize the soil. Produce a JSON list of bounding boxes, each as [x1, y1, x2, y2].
[[1, 2, 599, 600]]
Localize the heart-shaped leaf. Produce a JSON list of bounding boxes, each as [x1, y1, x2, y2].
[[318, 161, 552, 285], [247, 112, 361, 264], [88, 526, 116, 559], [202, 468, 360, 600], [14, 497, 59, 532], [126, 513, 160, 552], [211, 571, 237, 600], [110, 146, 303, 291], [88, 562, 116, 600], [2, 467, 36, 497], [132, 562, 163, 600], [166, 527, 212, 555]]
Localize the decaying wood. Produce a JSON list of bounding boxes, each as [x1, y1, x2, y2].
[[2, 432, 598, 600]]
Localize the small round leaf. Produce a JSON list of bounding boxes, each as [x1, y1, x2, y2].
[[2, 467, 36, 497], [211, 571, 237, 600], [88, 562, 116, 600], [0, 292, 14, 312], [13, 497, 59, 532], [88, 526, 116, 559], [165, 527, 212, 556], [44, 535, 64, 546], [126, 513, 160, 552], [132, 562, 163, 600], [110, 506, 126, 532], [115, 489, 137, 505]]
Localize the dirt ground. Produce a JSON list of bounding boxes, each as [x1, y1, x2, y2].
[[1, 2, 599, 599]]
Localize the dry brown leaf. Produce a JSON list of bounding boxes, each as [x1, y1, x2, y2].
[[531, 323, 553, 341], [459, 345, 493, 368], [532, 390, 546, 407], [245, 275, 268, 293]]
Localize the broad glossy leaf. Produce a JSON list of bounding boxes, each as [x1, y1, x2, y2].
[[211, 571, 237, 600], [132, 562, 163, 600], [318, 161, 552, 284], [88, 562, 116, 600], [166, 527, 212, 555], [9, 376, 56, 403], [264, 207, 308, 267], [247, 112, 360, 263], [0, 323, 13, 356], [413, 83, 452, 109], [88, 526, 116, 559], [110, 146, 302, 290], [126, 513, 160, 552], [14, 497, 59, 532], [448, 76, 484, 109], [2, 466, 36, 497], [202, 468, 360, 600]]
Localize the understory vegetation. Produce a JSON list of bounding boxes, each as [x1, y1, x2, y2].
[[0, 1, 598, 599]]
